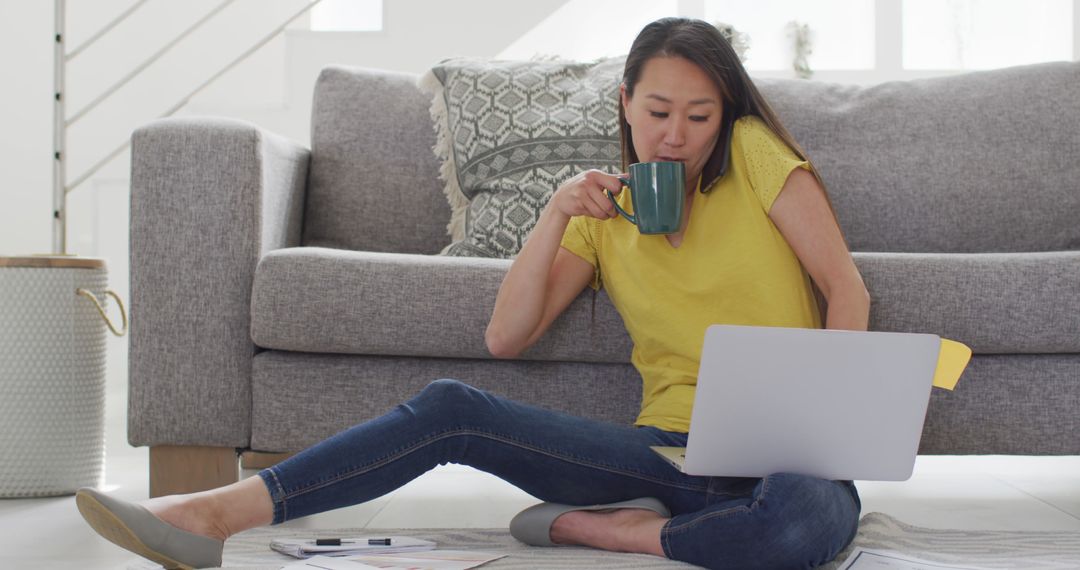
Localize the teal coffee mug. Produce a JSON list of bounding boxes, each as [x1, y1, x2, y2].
[[607, 161, 686, 234]]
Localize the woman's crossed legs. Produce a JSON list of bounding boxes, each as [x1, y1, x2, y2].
[[146, 379, 860, 569]]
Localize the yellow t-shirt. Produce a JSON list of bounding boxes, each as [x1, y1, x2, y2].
[[559, 115, 822, 433]]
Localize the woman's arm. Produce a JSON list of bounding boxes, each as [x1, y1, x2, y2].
[[485, 170, 625, 358], [768, 168, 871, 332], [485, 206, 587, 358], [819, 284, 871, 331]]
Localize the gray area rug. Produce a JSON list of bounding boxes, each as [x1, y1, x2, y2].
[[124, 512, 1080, 569]]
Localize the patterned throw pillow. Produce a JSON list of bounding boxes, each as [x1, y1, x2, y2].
[[420, 57, 625, 258]]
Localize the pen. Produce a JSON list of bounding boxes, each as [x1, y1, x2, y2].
[[312, 537, 393, 546], [314, 538, 355, 546]]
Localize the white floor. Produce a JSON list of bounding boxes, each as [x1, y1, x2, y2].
[[2, 343, 1079, 570]]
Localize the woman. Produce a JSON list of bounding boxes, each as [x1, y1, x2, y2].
[[77, 17, 869, 570]]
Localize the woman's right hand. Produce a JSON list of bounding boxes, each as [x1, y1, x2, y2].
[[549, 169, 627, 220]]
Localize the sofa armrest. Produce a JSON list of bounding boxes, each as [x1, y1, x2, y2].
[[128, 117, 310, 448]]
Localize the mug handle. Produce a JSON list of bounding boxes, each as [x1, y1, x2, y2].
[[607, 175, 635, 224]]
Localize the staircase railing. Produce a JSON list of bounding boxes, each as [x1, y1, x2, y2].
[[52, 0, 324, 253]]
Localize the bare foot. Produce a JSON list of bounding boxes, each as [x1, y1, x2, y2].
[[141, 492, 232, 542], [549, 508, 667, 556]]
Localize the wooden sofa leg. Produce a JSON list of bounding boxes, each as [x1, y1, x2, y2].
[[149, 445, 239, 497], [240, 451, 295, 470]]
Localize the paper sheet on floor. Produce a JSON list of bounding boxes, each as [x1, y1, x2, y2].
[[280, 550, 506, 570], [280, 556, 380, 569], [837, 547, 990, 569], [346, 549, 507, 569]]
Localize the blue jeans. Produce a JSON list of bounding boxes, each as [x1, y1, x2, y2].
[[258, 379, 861, 570]]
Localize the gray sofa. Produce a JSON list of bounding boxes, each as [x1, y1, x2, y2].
[[129, 60, 1080, 496]]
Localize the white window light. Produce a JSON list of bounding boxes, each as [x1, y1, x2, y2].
[[902, 0, 1073, 70], [499, 0, 1075, 75], [310, 0, 383, 32], [704, 0, 875, 71]]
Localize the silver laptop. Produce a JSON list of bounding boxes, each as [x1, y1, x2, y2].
[[651, 324, 941, 481]]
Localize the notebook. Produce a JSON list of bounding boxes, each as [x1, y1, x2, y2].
[[650, 325, 971, 481]]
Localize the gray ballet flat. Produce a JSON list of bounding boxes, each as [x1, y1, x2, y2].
[[509, 497, 671, 547], [75, 487, 224, 569]]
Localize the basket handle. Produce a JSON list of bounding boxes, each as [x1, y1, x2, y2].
[[76, 288, 128, 337]]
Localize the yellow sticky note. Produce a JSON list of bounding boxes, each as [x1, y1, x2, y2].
[[933, 338, 972, 391]]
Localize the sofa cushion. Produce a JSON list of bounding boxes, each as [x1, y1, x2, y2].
[[250, 247, 633, 362], [855, 250, 1080, 353], [756, 61, 1080, 253], [419, 57, 624, 258], [251, 248, 1080, 358], [303, 66, 451, 255]]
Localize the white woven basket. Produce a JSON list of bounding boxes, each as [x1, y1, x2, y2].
[[0, 256, 127, 497]]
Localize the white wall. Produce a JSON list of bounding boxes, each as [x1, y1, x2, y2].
[[1, 0, 54, 256], [0, 0, 571, 261]]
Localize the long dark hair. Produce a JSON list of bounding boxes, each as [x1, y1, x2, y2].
[[618, 17, 846, 317]]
